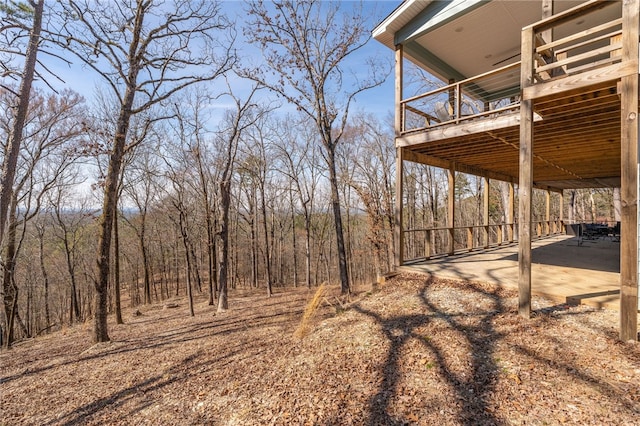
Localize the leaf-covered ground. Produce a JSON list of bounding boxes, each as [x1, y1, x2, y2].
[[1, 274, 639, 425]]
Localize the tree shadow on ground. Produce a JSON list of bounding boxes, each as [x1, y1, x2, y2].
[[354, 276, 640, 425], [354, 276, 505, 426]]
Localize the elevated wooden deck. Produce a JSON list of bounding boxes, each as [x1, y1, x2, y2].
[[390, 0, 639, 340], [397, 1, 632, 191], [399, 79, 624, 191], [400, 234, 621, 310]]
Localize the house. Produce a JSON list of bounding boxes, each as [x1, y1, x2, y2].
[[373, 0, 639, 341]]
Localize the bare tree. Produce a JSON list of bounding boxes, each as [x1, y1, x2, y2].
[[272, 117, 323, 288], [163, 166, 198, 317], [33, 217, 51, 331], [121, 144, 162, 306], [0, 0, 44, 250], [0, 88, 84, 347], [172, 91, 220, 306], [161, 121, 207, 317], [239, 118, 277, 296], [49, 184, 93, 326], [341, 114, 396, 280], [55, 0, 235, 342], [236, 166, 260, 289], [244, 0, 388, 294], [214, 84, 262, 312]]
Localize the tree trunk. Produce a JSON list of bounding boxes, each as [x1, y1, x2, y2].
[[37, 225, 51, 329], [195, 150, 216, 305], [140, 225, 151, 305], [1, 202, 19, 348], [589, 191, 597, 222], [304, 213, 312, 288], [206, 214, 215, 305], [212, 219, 218, 297], [173, 235, 180, 297], [289, 186, 299, 287], [94, 103, 132, 342], [0, 0, 43, 249], [187, 239, 202, 294], [250, 206, 258, 288], [217, 182, 230, 312], [61, 227, 81, 323], [325, 145, 350, 294], [113, 211, 123, 324], [261, 186, 273, 297], [177, 206, 195, 316], [568, 190, 576, 223]]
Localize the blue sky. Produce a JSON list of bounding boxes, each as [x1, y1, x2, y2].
[[35, 0, 400, 123]]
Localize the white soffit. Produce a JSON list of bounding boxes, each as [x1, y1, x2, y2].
[[415, 1, 543, 78], [375, 0, 620, 82], [372, 0, 430, 49]]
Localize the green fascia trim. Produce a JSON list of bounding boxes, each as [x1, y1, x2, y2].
[[395, 0, 490, 45]]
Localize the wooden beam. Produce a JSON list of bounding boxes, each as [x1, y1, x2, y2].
[[523, 61, 638, 100], [397, 112, 522, 145], [619, 0, 639, 342], [448, 163, 455, 256], [394, 44, 404, 269], [540, 0, 554, 51], [559, 190, 565, 233], [395, 44, 403, 136], [545, 189, 551, 235], [518, 26, 535, 319], [509, 182, 515, 242], [402, 150, 515, 184], [395, 147, 405, 267], [484, 177, 490, 248]]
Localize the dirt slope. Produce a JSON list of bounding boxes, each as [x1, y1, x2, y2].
[[1, 274, 639, 425]]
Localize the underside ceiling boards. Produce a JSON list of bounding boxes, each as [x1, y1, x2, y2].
[[400, 81, 624, 190]]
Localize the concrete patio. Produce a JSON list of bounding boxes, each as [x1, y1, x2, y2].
[[400, 234, 622, 310]]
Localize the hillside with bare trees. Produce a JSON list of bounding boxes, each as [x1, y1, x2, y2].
[[1, 274, 639, 425]]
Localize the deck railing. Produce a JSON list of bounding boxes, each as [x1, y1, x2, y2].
[[400, 1, 628, 134], [402, 220, 564, 263], [400, 62, 521, 135], [522, 0, 625, 100], [533, 18, 622, 82]]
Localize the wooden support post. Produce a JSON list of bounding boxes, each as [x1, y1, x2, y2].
[[559, 190, 564, 233], [540, 0, 557, 76], [467, 227, 473, 252], [545, 189, 551, 236], [541, 0, 554, 29], [395, 147, 405, 267], [619, 0, 639, 342], [395, 44, 403, 136], [518, 26, 535, 319], [508, 182, 515, 242], [497, 225, 503, 245], [484, 177, 490, 248], [448, 78, 456, 120], [394, 44, 404, 268], [448, 164, 455, 256]]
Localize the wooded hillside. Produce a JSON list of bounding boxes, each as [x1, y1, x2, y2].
[[0, 0, 622, 349], [1, 275, 638, 425]]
